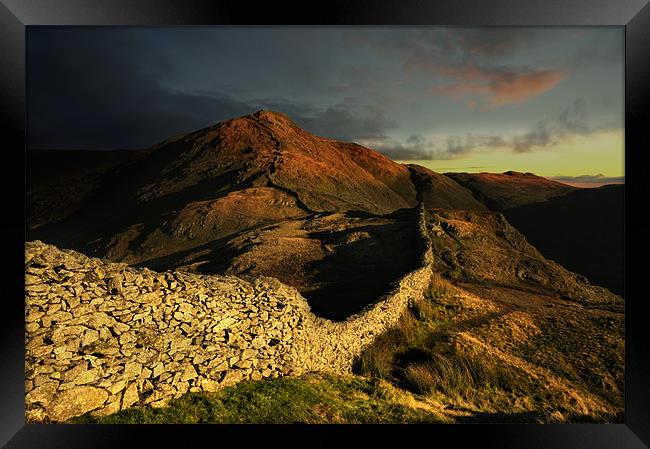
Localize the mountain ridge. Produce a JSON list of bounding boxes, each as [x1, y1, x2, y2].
[[26, 110, 483, 261], [445, 170, 578, 210]]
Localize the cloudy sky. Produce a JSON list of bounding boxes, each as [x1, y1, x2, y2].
[[27, 27, 624, 183]]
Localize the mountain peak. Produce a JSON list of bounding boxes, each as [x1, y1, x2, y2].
[[214, 110, 301, 139], [246, 109, 297, 128], [251, 109, 291, 120]]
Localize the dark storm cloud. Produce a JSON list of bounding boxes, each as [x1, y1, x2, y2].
[[27, 29, 395, 149], [372, 133, 509, 161], [511, 98, 615, 152], [298, 105, 395, 141], [369, 134, 437, 160], [446, 134, 509, 156], [246, 99, 395, 141], [27, 26, 622, 169], [28, 29, 257, 149], [371, 131, 519, 161], [373, 142, 437, 161]]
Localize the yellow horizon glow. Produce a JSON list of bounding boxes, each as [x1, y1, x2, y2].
[[397, 129, 624, 178]]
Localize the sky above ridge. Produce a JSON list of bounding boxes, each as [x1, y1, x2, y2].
[[27, 27, 624, 183]]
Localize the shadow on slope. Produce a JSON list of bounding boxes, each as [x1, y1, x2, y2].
[[137, 208, 424, 322], [504, 185, 624, 296], [301, 215, 422, 321]]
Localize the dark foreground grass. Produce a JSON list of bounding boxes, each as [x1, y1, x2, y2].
[[72, 373, 444, 424]]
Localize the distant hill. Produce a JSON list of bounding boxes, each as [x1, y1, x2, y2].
[[27, 149, 144, 229], [445, 171, 577, 210], [407, 164, 487, 211], [504, 184, 624, 296]]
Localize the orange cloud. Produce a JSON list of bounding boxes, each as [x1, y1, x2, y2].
[[488, 70, 566, 106], [431, 83, 490, 100], [428, 65, 566, 109]]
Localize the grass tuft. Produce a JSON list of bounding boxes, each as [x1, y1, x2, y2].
[[427, 272, 456, 300], [400, 346, 520, 399], [354, 273, 457, 379]]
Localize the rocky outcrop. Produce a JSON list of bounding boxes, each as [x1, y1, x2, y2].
[[25, 207, 433, 422]]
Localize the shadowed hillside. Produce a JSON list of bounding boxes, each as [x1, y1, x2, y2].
[[503, 184, 624, 296], [444, 171, 623, 294], [27, 149, 145, 229]]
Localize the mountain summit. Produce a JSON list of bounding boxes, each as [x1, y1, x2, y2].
[[133, 110, 419, 214], [28, 110, 484, 261]]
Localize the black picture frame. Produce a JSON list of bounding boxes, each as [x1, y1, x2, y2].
[[2, 0, 649, 447]]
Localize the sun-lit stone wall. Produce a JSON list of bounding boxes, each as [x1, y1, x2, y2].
[[24, 207, 433, 422]]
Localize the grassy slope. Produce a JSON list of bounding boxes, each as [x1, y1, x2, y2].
[[74, 275, 622, 424], [355, 275, 623, 423], [73, 373, 447, 424]]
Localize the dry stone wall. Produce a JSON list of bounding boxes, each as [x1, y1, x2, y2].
[[25, 206, 433, 422]]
